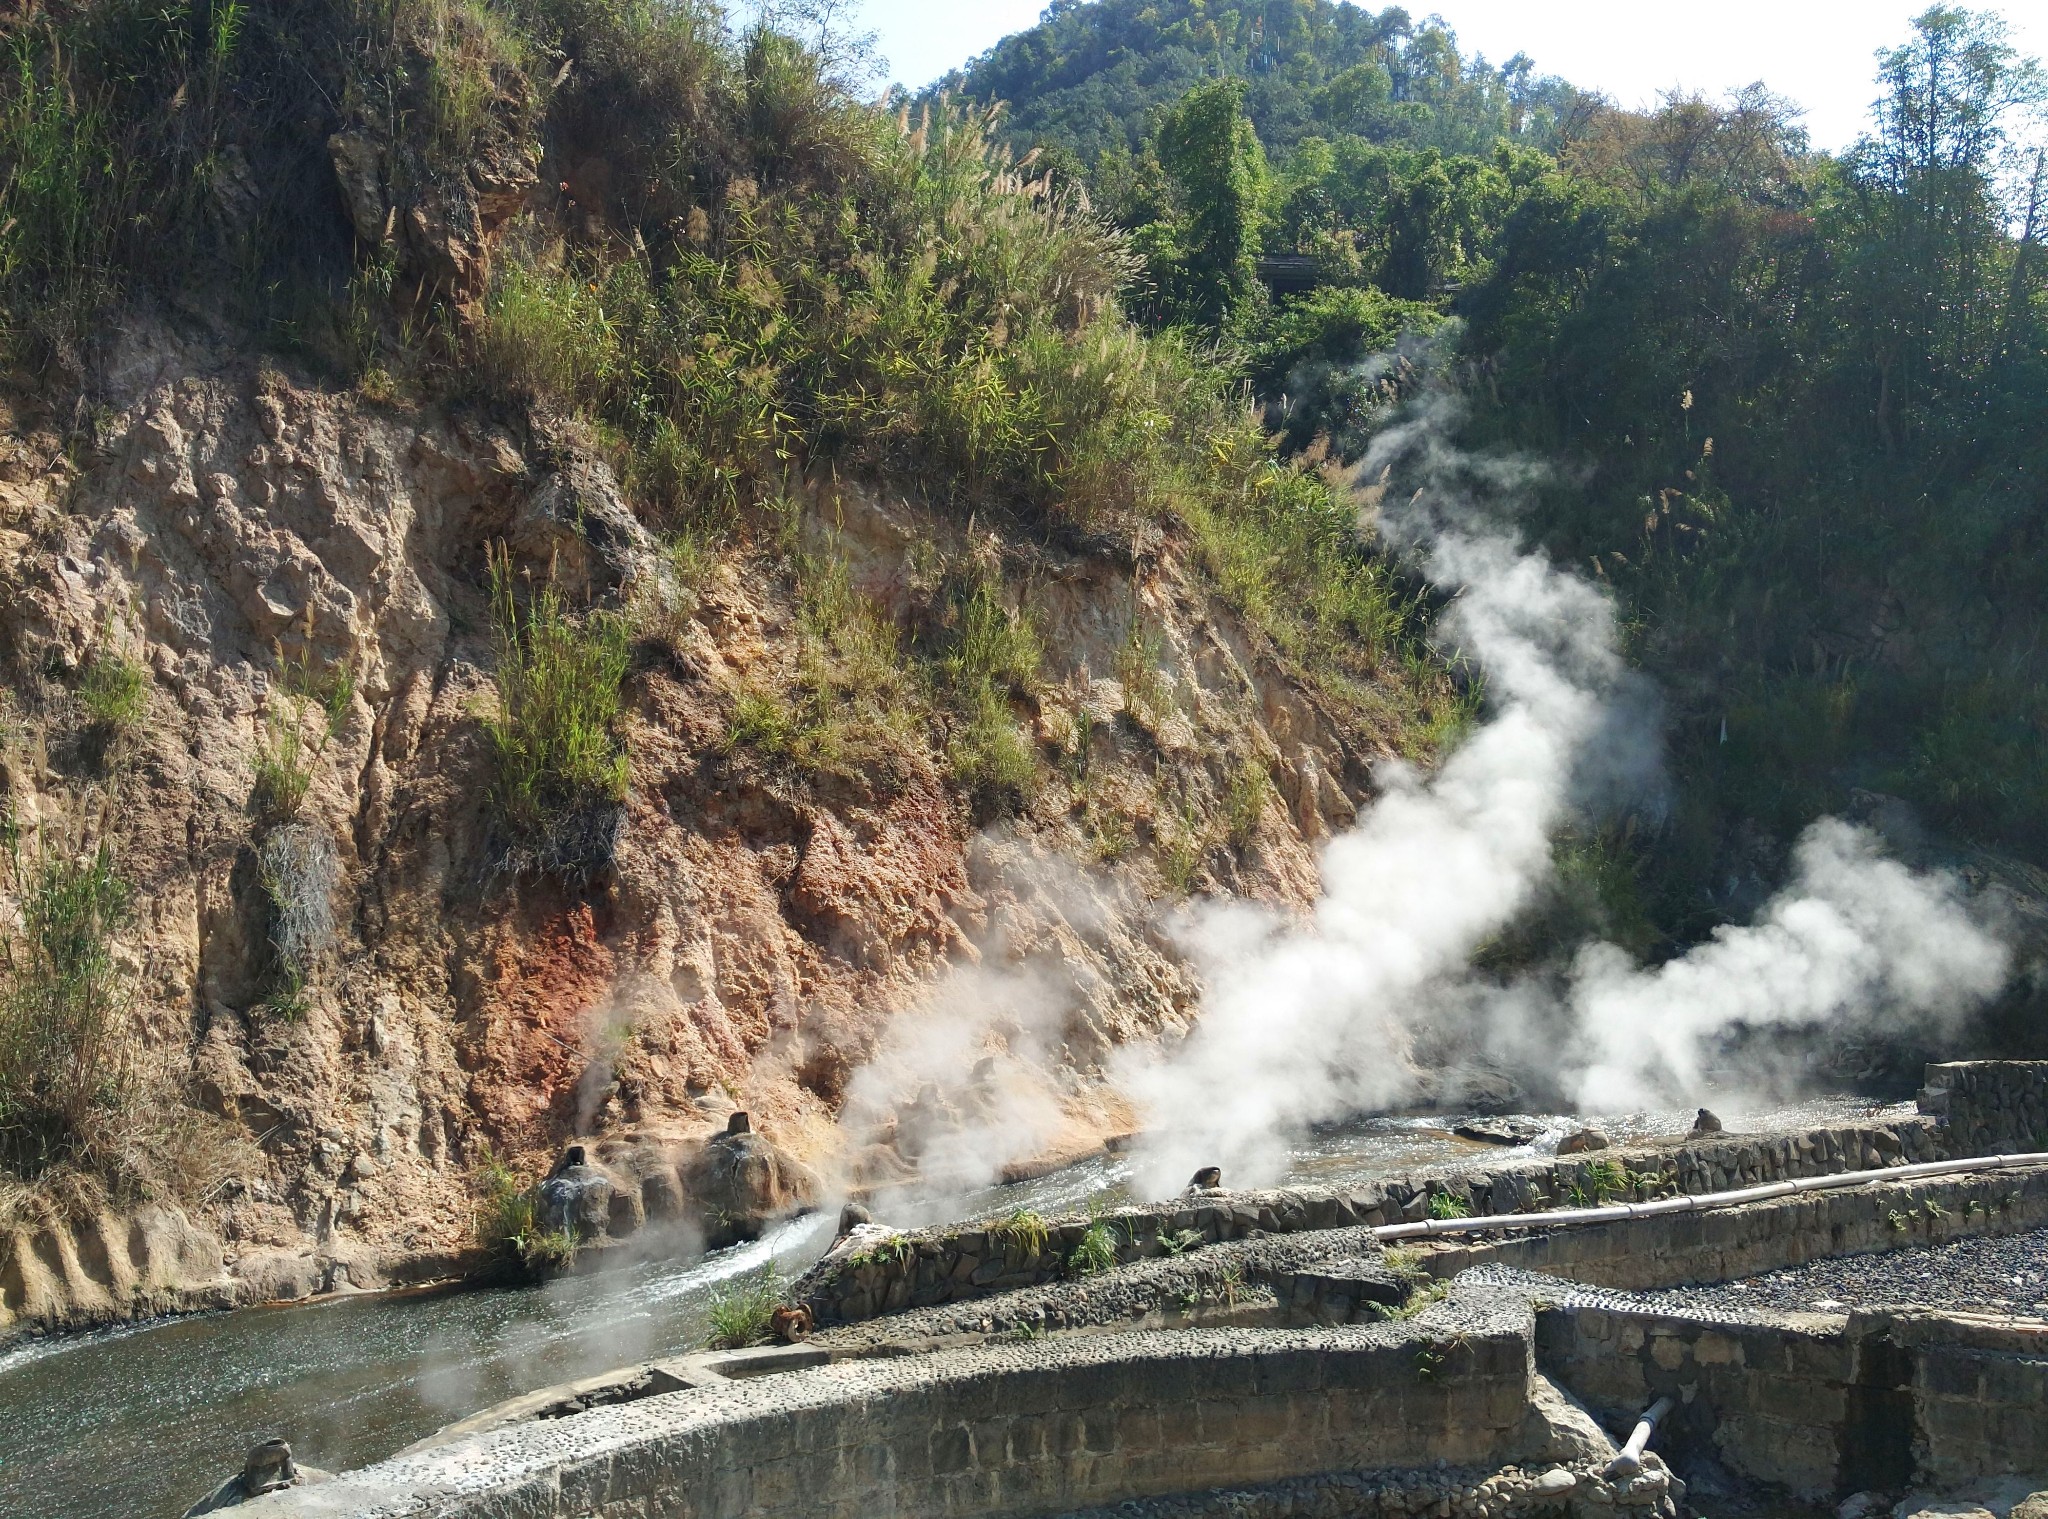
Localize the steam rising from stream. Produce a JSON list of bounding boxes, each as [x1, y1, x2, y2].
[[837, 379, 2010, 1210], [1117, 388, 2008, 1193]]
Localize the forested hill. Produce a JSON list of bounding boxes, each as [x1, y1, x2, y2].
[[953, 1, 2048, 1000], [935, 0, 1588, 164]]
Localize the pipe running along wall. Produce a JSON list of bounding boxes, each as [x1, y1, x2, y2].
[[1371, 1150, 2048, 1241]]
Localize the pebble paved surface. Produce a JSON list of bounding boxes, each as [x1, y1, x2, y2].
[[1471, 1231, 2048, 1319]]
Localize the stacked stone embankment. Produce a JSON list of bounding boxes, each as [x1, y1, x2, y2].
[[1056, 1455, 1681, 1519], [1419, 1163, 2048, 1289], [796, 1062, 2048, 1331], [1919, 1060, 2048, 1156], [797, 1117, 1947, 1329], [1536, 1296, 2048, 1500], [240, 1285, 1597, 1519]]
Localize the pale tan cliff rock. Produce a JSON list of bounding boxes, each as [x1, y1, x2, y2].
[[0, 323, 1395, 1341]]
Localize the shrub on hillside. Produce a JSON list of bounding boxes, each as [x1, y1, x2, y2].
[[482, 543, 631, 880], [0, 840, 134, 1177]]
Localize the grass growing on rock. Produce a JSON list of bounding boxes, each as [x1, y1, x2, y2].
[[474, 1153, 575, 1274], [0, 839, 134, 1177], [77, 652, 146, 732], [1427, 1191, 1471, 1221], [1067, 1221, 1120, 1276], [705, 1263, 786, 1349], [483, 543, 631, 875], [990, 1207, 1051, 1256]]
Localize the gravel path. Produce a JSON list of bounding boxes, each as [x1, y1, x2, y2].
[[1469, 1230, 2048, 1320]]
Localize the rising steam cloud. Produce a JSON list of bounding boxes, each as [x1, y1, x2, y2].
[[1118, 384, 2009, 1194]]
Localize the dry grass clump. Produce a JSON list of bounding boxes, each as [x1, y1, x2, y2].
[[0, 832, 247, 1214]]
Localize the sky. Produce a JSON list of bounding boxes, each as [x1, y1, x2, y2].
[[847, 0, 2048, 153]]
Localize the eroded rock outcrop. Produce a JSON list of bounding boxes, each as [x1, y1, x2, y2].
[[0, 323, 1394, 1340]]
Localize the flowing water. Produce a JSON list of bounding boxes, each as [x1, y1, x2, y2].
[[0, 1094, 1908, 1519]]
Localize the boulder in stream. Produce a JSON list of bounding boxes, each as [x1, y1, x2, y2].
[[1454, 1118, 1547, 1147], [681, 1122, 821, 1248], [538, 1146, 621, 1239], [183, 1439, 329, 1515]]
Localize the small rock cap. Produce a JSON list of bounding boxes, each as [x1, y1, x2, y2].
[[245, 1439, 298, 1488]]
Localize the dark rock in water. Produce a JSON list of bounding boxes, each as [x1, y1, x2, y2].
[[183, 1439, 330, 1515], [1692, 1107, 1724, 1134], [683, 1125, 821, 1248], [1188, 1165, 1223, 1191], [1454, 1118, 1546, 1147], [1557, 1128, 1612, 1156], [836, 1202, 873, 1240], [539, 1153, 617, 1239]]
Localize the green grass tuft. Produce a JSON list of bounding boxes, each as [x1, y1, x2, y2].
[[705, 1263, 786, 1349], [0, 840, 134, 1177], [1067, 1220, 1119, 1276], [990, 1207, 1051, 1256], [77, 653, 147, 731], [483, 542, 631, 867]]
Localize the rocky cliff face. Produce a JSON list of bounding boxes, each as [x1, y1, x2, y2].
[[0, 322, 1391, 1338]]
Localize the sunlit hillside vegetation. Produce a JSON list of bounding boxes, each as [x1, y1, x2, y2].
[[958, 0, 2048, 956], [0, 0, 1456, 747]]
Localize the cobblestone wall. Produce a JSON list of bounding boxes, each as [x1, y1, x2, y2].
[[242, 1295, 1559, 1519], [1423, 1165, 2048, 1289], [1536, 1299, 2048, 1501], [796, 1119, 1947, 1330], [800, 1061, 2048, 1331], [1920, 1060, 2048, 1156]]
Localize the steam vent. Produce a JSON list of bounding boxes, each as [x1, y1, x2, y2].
[[209, 1064, 2048, 1517]]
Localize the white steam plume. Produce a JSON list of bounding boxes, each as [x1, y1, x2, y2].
[[1566, 818, 2006, 1111], [1119, 385, 2008, 1195]]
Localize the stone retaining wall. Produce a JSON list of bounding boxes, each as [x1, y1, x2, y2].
[[1536, 1301, 2048, 1502], [796, 1119, 1946, 1330], [242, 1291, 1568, 1519], [1920, 1060, 2048, 1156], [1537, 1306, 1853, 1499], [1419, 1165, 2048, 1290], [1878, 1310, 2048, 1486]]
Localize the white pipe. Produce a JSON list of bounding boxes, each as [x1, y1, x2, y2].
[[1370, 1149, 2048, 1243], [1604, 1395, 1674, 1480]]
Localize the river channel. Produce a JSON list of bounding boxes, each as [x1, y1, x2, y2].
[[0, 1095, 1908, 1519]]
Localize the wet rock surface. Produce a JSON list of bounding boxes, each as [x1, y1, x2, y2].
[[680, 1126, 821, 1248], [1456, 1119, 1548, 1147], [182, 1440, 329, 1516]]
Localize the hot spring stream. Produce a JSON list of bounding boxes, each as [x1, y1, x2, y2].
[[0, 1095, 1908, 1518]]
